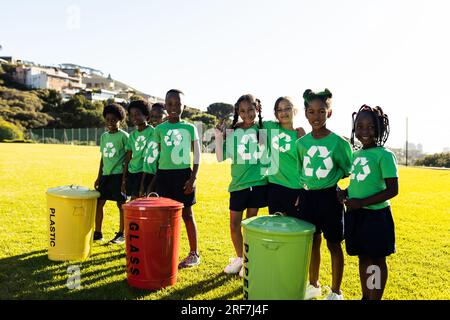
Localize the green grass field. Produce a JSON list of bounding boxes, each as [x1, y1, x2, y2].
[[0, 143, 449, 300]]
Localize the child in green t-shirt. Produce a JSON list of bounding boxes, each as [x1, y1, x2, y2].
[[122, 100, 153, 201], [214, 94, 268, 277], [153, 89, 201, 269], [94, 104, 129, 244], [296, 89, 352, 300], [264, 96, 306, 217], [338, 105, 398, 300], [140, 103, 167, 196]]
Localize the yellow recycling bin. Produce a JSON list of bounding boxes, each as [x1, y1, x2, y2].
[[46, 185, 100, 261]]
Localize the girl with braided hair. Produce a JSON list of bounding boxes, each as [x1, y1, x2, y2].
[[338, 105, 398, 300], [214, 94, 268, 277]]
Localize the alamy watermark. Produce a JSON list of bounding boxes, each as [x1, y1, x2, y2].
[[66, 264, 82, 290]]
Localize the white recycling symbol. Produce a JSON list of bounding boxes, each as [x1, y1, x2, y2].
[[144, 141, 159, 164], [135, 135, 147, 151], [164, 129, 182, 147], [272, 133, 291, 153], [350, 157, 371, 181], [303, 146, 333, 179], [237, 133, 265, 160], [103, 142, 116, 158]]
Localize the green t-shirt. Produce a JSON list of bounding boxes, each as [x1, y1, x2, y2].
[[296, 132, 352, 190], [222, 124, 268, 192], [100, 129, 129, 175], [142, 133, 159, 175], [348, 146, 398, 210], [126, 126, 155, 174], [263, 121, 301, 189], [153, 120, 199, 170]]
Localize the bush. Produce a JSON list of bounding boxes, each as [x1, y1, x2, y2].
[[415, 153, 450, 168], [0, 119, 24, 141]]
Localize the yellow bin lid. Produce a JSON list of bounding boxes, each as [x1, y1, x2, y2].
[[46, 185, 100, 200]]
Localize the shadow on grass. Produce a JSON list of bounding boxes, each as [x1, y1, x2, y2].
[[0, 250, 244, 300], [0, 248, 149, 300]]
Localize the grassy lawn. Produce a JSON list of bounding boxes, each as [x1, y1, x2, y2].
[[0, 143, 449, 300]]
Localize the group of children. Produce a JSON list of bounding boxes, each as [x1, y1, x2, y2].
[[214, 89, 398, 300], [94, 89, 201, 268], [93, 87, 398, 300]]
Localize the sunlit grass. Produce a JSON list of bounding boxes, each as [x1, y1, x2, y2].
[[0, 143, 448, 299]]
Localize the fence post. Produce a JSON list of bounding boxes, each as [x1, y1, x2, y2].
[[42, 128, 44, 143], [95, 128, 98, 145], [86, 127, 89, 144], [78, 128, 81, 142], [71, 128, 74, 144]]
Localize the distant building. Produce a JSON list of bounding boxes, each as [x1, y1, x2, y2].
[[82, 89, 117, 102], [12, 65, 86, 93]]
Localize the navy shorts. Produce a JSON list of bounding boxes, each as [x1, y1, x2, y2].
[[229, 185, 268, 212], [268, 183, 301, 217], [345, 206, 396, 258], [126, 172, 154, 197], [156, 168, 195, 207], [97, 174, 127, 202], [298, 185, 344, 243]]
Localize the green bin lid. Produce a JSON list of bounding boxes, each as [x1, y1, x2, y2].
[[241, 214, 316, 236], [46, 185, 100, 200]]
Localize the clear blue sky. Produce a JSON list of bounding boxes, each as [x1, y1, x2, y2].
[[1, 0, 449, 153]]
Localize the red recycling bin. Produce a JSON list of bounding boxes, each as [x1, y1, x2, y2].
[[123, 195, 183, 290]]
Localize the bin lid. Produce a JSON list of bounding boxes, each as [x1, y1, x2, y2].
[[122, 196, 184, 210], [46, 185, 100, 199], [241, 214, 316, 236]]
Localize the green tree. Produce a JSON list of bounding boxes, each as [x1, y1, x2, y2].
[[206, 102, 234, 120], [190, 113, 218, 129]]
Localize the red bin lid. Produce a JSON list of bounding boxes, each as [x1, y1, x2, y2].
[[122, 193, 184, 210]]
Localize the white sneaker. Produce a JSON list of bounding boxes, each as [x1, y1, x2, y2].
[[304, 284, 322, 300], [324, 292, 344, 300], [239, 266, 244, 277], [224, 257, 243, 274]]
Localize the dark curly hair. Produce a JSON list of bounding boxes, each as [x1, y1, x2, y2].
[[103, 103, 127, 121], [127, 99, 151, 117], [303, 88, 332, 109], [151, 102, 166, 113], [351, 105, 390, 148]]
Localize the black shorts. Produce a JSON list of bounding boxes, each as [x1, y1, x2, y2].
[[126, 172, 154, 197], [97, 174, 127, 202], [298, 185, 344, 243], [345, 206, 396, 258], [155, 168, 195, 207], [229, 185, 268, 212], [268, 183, 301, 217]]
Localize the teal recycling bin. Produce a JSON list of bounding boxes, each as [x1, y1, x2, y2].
[[241, 214, 315, 300]]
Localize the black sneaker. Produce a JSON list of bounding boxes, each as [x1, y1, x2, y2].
[[110, 232, 125, 244], [93, 231, 104, 241]]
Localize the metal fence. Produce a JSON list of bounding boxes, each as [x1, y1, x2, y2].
[[26, 127, 134, 146]]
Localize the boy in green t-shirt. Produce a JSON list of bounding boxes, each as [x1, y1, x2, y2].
[[153, 89, 201, 269], [94, 104, 129, 244], [140, 103, 167, 196], [296, 89, 352, 300], [122, 100, 154, 200], [338, 105, 398, 300], [214, 94, 268, 277]]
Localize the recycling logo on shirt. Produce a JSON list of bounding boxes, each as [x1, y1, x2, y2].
[[272, 133, 291, 153], [103, 142, 116, 158], [237, 133, 265, 160], [350, 157, 371, 181], [145, 141, 159, 164], [303, 146, 333, 179], [164, 129, 183, 147], [135, 135, 147, 151]]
